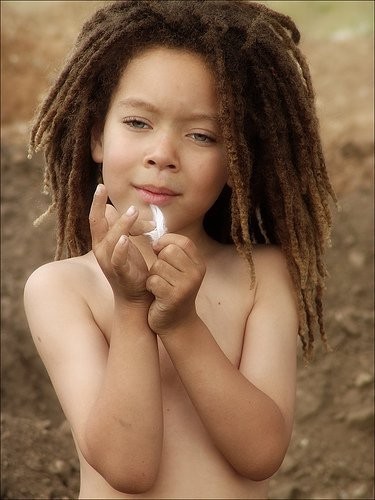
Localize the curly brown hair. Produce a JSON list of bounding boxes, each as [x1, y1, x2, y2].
[[28, 0, 336, 359]]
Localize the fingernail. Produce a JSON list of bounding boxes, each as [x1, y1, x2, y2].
[[126, 205, 136, 216], [95, 184, 104, 195]]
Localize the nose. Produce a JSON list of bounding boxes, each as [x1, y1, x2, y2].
[[143, 133, 179, 171]]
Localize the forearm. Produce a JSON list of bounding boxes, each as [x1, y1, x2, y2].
[[160, 316, 288, 480], [85, 301, 163, 492]]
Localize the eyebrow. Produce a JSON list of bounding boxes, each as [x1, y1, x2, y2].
[[117, 97, 218, 123], [118, 97, 157, 113]]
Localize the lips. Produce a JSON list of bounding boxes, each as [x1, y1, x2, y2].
[[133, 184, 180, 205], [135, 184, 178, 196]]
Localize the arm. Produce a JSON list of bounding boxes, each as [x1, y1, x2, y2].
[[84, 304, 163, 493], [85, 185, 163, 492], [24, 186, 163, 494], [85, 301, 163, 493], [147, 237, 298, 481]]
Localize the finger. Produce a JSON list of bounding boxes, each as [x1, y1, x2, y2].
[[111, 234, 130, 270], [129, 219, 156, 237], [157, 244, 193, 273], [153, 234, 202, 267], [149, 258, 180, 286], [105, 204, 120, 230], [105, 204, 154, 234], [146, 274, 173, 299], [104, 206, 139, 254], [89, 184, 109, 246]]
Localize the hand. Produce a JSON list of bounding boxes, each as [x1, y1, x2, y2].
[[89, 184, 154, 306], [146, 234, 206, 335]]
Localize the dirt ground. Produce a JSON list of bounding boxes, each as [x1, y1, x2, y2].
[[1, 2, 374, 499]]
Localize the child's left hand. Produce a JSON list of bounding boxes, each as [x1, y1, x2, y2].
[[146, 234, 206, 336]]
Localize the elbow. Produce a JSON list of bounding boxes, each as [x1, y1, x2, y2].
[[103, 468, 158, 494], [235, 454, 285, 482], [83, 428, 160, 494], [86, 447, 159, 494], [233, 436, 289, 482], [239, 455, 284, 482]]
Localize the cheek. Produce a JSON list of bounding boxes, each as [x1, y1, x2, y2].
[[101, 138, 137, 186], [195, 154, 228, 192], [190, 169, 227, 216], [101, 125, 140, 167], [100, 139, 134, 209], [102, 140, 127, 167]]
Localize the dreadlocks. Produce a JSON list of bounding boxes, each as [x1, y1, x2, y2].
[[28, 0, 336, 360]]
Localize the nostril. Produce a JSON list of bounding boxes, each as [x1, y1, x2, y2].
[[145, 158, 177, 170]]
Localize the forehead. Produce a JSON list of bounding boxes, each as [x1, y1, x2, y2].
[[111, 46, 219, 113]]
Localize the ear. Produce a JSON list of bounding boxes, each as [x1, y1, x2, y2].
[[226, 174, 233, 189], [90, 124, 104, 163]]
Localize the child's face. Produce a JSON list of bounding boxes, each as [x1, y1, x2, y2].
[[91, 46, 228, 236]]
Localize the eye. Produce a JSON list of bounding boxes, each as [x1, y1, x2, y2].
[[123, 118, 150, 129], [189, 132, 216, 144]]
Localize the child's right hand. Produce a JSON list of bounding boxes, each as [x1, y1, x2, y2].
[[89, 184, 154, 306]]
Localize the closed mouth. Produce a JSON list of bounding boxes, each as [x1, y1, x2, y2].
[[134, 184, 179, 196]]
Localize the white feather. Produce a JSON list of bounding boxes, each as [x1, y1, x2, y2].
[[144, 204, 167, 241]]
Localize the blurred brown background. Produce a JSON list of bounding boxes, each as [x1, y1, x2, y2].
[[1, 1, 374, 499]]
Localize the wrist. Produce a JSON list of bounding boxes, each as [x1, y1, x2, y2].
[[112, 299, 155, 339], [157, 311, 202, 339], [114, 295, 152, 314]]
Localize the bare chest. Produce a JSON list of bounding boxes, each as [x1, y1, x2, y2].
[[92, 272, 252, 385], [160, 291, 250, 387], [80, 268, 265, 498]]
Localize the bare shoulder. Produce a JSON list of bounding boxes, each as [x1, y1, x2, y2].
[[249, 244, 296, 303], [213, 243, 293, 295], [23, 251, 108, 354], [250, 243, 298, 322], [252, 244, 291, 276], [24, 252, 98, 299]]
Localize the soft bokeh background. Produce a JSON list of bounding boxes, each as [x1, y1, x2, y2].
[[1, 1, 374, 499]]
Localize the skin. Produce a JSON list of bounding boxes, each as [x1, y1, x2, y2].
[[24, 47, 299, 499]]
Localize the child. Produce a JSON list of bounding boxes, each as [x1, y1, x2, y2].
[[24, 1, 336, 498]]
